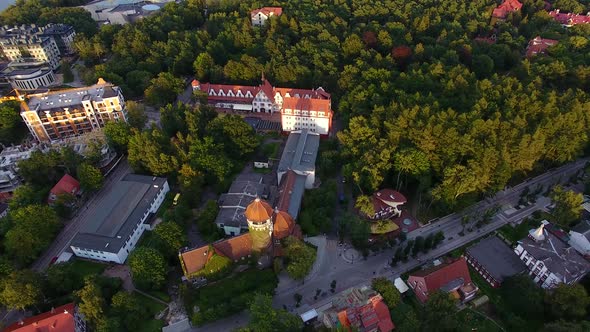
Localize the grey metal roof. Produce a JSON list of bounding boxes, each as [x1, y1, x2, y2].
[[518, 230, 590, 283], [70, 174, 167, 253], [466, 236, 526, 282], [286, 173, 306, 220], [27, 83, 120, 113], [277, 129, 319, 174], [215, 206, 247, 229]]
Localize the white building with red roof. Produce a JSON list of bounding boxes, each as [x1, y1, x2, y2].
[[192, 77, 332, 135], [4, 303, 86, 332], [251, 7, 283, 26], [548, 10, 590, 27], [526, 36, 559, 58]]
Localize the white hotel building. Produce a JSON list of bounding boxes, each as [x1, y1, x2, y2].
[[191, 78, 333, 135]]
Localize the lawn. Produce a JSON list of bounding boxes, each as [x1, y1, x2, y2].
[[190, 269, 278, 326], [70, 259, 107, 279], [134, 291, 167, 332], [455, 308, 504, 332], [497, 217, 542, 244]]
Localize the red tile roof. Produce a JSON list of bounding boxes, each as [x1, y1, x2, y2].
[[275, 87, 331, 100], [180, 245, 213, 276], [526, 36, 559, 58], [49, 174, 80, 203], [409, 257, 472, 303], [492, 0, 522, 19], [250, 7, 283, 17], [200, 82, 258, 103], [260, 79, 274, 100], [191, 79, 200, 87], [245, 198, 273, 223], [549, 10, 590, 26], [277, 170, 297, 213], [273, 210, 295, 240], [336, 295, 395, 332], [282, 97, 331, 113], [369, 189, 407, 219], [4, 303, 77, 332], [212, 233, 253, 261]]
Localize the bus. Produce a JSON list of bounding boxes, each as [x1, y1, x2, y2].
[[173, 193, 181, 206]]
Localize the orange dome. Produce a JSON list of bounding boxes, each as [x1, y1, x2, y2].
[[273, 211, 294, 239], [245, 198, 273, 223]]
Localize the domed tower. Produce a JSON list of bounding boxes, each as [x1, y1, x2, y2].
[[244, 198, 274, 251]]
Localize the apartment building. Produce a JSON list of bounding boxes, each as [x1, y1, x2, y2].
[[21, 78, 127, 142]]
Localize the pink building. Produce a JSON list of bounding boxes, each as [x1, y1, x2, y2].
[[492, 0, 523, 20], [526, 36, 559, 58]]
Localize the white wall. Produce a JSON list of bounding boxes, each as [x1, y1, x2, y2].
[[515, 244, 561, 289], [281, 114, 330, 135], [569, 231, 590, 256]]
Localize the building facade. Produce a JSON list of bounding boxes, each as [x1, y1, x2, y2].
[[514, 221, 590, 288], [21, 78, 127, 142], [70, 175, 169, 264], [569, 220, 590, 258], [1, 60, 56, 90], [41, 23, 76, 55], [250, 7, 283, 26], [192, 78, 333, 135], [0, 27, 61, 70]]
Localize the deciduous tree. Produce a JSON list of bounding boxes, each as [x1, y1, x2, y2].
[[128, 247, 167, 290]]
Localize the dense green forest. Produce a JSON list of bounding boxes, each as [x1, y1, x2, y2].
[[4, 0, 590, 212]]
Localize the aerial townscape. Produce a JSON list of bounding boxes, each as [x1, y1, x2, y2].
[[0, 0, 589, 331]]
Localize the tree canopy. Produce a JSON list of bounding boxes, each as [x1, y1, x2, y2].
[[550, 185, 583, 227], [240, 293, 303, 332], [371, 277, 401, 308], [128, 246, 167, 290], [283, 236, 317, 281]]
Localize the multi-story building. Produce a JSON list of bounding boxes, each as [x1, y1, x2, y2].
[[514, 221, 590, 288], [191, 78, 333, 135], [465, 236, 526, 288], [491, 0, 522, 20], [526, 36, 559, 58], [549, 10, 590, 27], [1, 59, 56, 90], [0, 24, 65, 70], [0, 144, 42, 193], [277, 129, 320, 189], [250, 7, 283, 27], [40, 23, 76, 55], [21, 78, 127, 142], [70, 174, 169, 264]]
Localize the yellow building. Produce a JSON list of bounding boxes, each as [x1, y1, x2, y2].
[[21, 78, 127, 142]]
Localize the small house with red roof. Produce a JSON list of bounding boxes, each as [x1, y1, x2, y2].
[[320, 286, 395, 332], [48, 174, 80, 205], [548, 10, 590, 27], [492, 0, 522, 20], [407, 257, 478, 303], [251, 7, 283, 26], [4, 303, 86, 332], [526, 36, 559, 58]]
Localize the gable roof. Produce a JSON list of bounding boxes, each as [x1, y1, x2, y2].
[[179, 245, 213, 276], [4, 303, 77, 332], [250, 7, 283, 17], [212, 233, 252, 261], [259, 79, 274, 100], [282, 97, 331, 113], [549, 10, 590, 26], [273, 210, 295, 240], [526, 36, 559, 57], [410, 257, 472, 293], [50, 174, 80, 197]]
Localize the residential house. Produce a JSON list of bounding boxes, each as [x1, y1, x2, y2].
[[320, 286, 395, 332], [549, 10, 590, 27], [22, 78, 128, 142], [526, 36, 559, 58], [407, 257, 478, 303], [191, 78, 333, 135], [569, 220, 590, 258], [465, 236, 526, 287], [250, 7, 283, 26], [48, 174, 80, 205], [4, 303, 86, 332], [492, 0, 522, 20], [70, 174, 169, 264], [514, 221, 590, 288], [368, 189, 407, 220]]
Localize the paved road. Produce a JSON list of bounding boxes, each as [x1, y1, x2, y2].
[[31, 159, 132, 271], [273, 157, 589, 314]]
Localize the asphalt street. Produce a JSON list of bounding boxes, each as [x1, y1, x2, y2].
[[273, 157, 589, 315]]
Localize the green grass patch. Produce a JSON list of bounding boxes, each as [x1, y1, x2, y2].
[[260, 142, 280, 159], [455, 308, 504, 332], [468, 267, 502, 304], [190, 269, 278, 326], [144, 289, 171, 303], [134, 291, 167, 332], [370, 220, 400, 234], [497, 218, 541, 244], [253, 167, 272, 174], [70, 259, 107, 278]]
